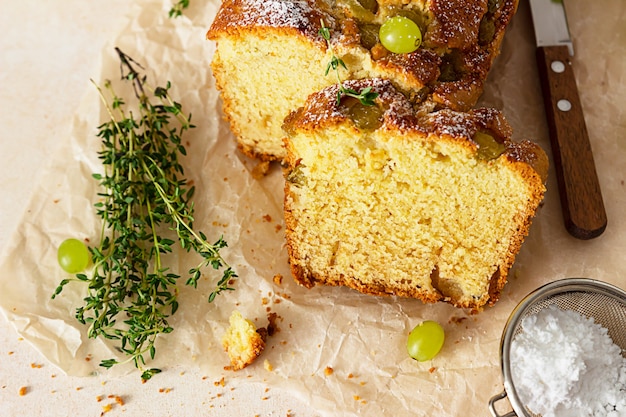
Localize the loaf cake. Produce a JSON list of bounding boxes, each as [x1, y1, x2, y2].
[[282, 79, 547, 309], [208, 0, 519, 161]]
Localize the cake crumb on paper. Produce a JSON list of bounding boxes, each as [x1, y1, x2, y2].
[[222, 311, 266, 371], [273, 274, 283, 286]]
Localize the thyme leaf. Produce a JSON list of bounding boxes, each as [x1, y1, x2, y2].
[[52, 47, 236, 380], [169, 0, 190, 18], [319, 19, 378, 106]]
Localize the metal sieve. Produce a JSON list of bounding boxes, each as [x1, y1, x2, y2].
[[488, 278, 626, 417]]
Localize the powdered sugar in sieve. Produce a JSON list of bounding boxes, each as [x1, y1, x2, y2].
[[489, 278, 626, 417]]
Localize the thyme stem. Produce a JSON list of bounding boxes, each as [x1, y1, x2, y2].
[[53, 48, 236, 381], [319, 19, 378, 106]]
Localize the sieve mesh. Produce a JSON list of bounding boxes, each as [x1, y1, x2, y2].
[[511, 289, 626, 354], [495, 278, 626, 417]]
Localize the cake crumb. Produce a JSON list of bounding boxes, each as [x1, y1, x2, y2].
[[266, 312, 280, 335], [214, 377, 226, 387], [18, 386, 28, 396], [222, 311, 266, 371], [30, 363, 43, 369], [272, 274, 283, 286], [429, 366, 437, 373], [264, 359, 274, 372], [324, 366, 334, 376], [251, 161, 271, 179], [108, 394, 125, 406]]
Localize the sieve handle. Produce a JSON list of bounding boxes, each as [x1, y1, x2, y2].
[[488, 390, 518, 417]]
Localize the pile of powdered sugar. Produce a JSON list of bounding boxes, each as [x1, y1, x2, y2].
[[510, 305, 626, 417]]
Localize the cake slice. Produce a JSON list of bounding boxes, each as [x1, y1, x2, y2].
[[207, 0, 519, 161], [282, 79, 547, 309]]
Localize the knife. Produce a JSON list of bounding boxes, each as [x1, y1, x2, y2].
[[529, 0, 607, 240]]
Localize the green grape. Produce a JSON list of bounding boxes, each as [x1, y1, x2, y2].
[[379, 16, 422, 54], [474, 131, 506, 160], [57, 238, 90, 273], [407, 320, 445, 361], [346, 99, 383, 131]]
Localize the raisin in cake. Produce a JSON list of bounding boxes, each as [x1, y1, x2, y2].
[[282, 79, 547, 309], [208, 0, 518, 161]]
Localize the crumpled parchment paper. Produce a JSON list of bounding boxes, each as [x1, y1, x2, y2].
[[0, 0, 624, 415]]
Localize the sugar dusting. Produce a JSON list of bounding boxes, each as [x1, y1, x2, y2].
[[511, 306, 626, 417], [209, 0, 326, 39]]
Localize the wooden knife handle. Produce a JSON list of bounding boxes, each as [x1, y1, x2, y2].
[[536, 45, 607, 239]]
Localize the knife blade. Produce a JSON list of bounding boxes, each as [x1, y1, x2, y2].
[[529, 0, 607, 239]]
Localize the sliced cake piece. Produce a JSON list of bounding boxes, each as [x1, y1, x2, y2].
[[282, 78, 547, 309]]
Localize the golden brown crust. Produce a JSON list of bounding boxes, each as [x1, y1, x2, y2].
[[285, 79, 546, 170], [376, 48, 442, 88], [207, 0, 329, 43], [425, 0, 488, 49], [284, 78, 416, 133]]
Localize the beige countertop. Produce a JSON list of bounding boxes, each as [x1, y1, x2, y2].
[[1, 1, 624, 416]]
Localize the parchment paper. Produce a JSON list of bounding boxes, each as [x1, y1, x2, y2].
[[0, 0, 624, 415]]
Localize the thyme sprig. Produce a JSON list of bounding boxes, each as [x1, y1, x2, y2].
[[319, 20, 378, 106], [169, 0, 190, 18], [52, 48, 235, 381]]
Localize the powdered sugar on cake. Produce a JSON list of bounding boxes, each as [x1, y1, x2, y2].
[[214, 0, 324, 36], [510, 305, 626, 417]]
